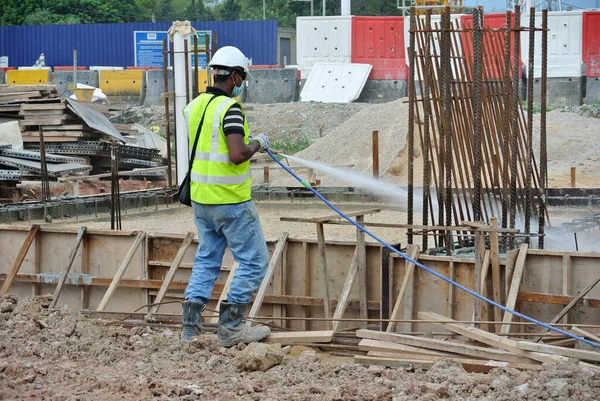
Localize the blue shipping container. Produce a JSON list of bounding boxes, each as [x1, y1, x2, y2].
[[0, 20, 277, 68]]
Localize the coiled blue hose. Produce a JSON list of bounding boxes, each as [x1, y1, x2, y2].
[[266, 149, 600, 350]]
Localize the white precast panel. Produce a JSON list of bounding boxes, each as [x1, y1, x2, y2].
[[521, 11, 583, 78], [300, 62, 372, 103], [403, 14, 464, 80], [296, 16, 352, 79]]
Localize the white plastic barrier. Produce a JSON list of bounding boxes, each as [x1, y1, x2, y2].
[[296, 16, 352, 79], [521, 11, 584, 78]]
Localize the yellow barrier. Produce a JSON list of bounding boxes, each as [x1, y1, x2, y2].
[[197, 69, 208, 93], [99, 70, 143, 96], [7, 69, 51, 85]]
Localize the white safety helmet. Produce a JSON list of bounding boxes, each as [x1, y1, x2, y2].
[[209, 46, 250, 76]]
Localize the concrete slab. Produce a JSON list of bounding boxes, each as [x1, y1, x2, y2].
[[53, 71, 99, 98], [584, 77, 600, 104], [142, 69, 173, 107], [356, 80, 407, 103], [530, 77, 583, 107], [245, 68, 299, 103]]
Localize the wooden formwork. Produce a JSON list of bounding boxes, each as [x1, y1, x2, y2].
[[0, 225, 599, 332]]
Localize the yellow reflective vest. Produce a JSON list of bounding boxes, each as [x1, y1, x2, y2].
[[185, 93, 252, 205]]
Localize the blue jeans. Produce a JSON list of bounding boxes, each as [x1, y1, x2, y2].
[[185, 200, 269, 305]]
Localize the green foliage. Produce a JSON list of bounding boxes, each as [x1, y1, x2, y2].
[[270, 135, 311, 155], [521, 101, 552, 114]]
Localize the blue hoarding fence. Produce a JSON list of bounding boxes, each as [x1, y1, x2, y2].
[[0, 20, 277, 68]]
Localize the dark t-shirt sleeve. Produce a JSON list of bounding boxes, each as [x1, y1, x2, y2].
[[223, 106, 245, 136]]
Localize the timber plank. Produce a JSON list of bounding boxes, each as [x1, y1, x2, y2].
[[246, 233, 289, 325], [311, 208, 381, 223], [210, 262, 240, 324], [332, 248, 358, 332], [0, 225, 40, 295], [571, 327, 600, 344], [517, 341, 600, 362], [501, 244, 528, 334], [419, 311, 568, 364], [357, 329, 537, 364], [358, 338, 459, 358], [387, 245, 420, 333], [263, 330, 334, 345]]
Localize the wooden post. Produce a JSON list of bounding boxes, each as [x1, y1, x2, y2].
[[386, 245, 419, 333], [332, 249, 358, 332], [210, 262, 239, 324], [372, 130, 379, 180], [570, 167, 576, 188], [302, 242, 311, 331], [96, 232, 145, 311], [1, 225, 40, 296], [356, 215, 368, 329], [33, 230, 41, 297], [473, 230, 485, 327], [561, 254, 573, 325], [263, 166, 270, 184], [49, 226, 87, 309], [81, 235, 90, 310], [489, 217, 503, 331], [148, 232, 195, 315], [500, 243, 528, 334], [316, 223, 332, 328], [246, 233, 289, 326]]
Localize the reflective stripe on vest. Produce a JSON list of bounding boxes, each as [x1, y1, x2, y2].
[[187, 93, 252, 204]]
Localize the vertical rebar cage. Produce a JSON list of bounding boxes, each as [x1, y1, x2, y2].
[[406, 6, 548, 251]]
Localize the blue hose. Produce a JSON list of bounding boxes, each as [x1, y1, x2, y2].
[[267, 149, 600, 350]]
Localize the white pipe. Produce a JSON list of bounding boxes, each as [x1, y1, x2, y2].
[[173, 31, 189, 186], [341, 0, 350, 15]]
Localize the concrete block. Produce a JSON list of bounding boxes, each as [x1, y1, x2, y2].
[[530, 77, 583, 107], [245, 68, 299, 103], [584, 76, 600, 104], [99, 70, 144, 96], [142, 69, 173, 107], [356, 80, 407, 103], [53, 70, 100, 97], [0, 70, 5, 84]]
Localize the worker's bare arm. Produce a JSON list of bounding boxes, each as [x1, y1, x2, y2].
[[226, 134, 260, 165]]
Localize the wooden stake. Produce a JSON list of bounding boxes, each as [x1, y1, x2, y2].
[[49, 226, 87, 309], [489, 217, 503, 330], [246, 232, 289, 326], [210, 262, 239, 324], [533, 276, 600, 342], [148, 231, 195, 315], [372, 130, 379, 179], [332, 249, 359, 332], [501, 243, 528, 334], [316, 223, 332, 328], [570, 166, 576, 188], [96, 232, 145, 311], [1, 224, 40, 296], [356, 215, 368, 329], [387, 245, 420, 333]]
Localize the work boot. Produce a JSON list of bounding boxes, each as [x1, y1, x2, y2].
[[181, 301, 205, 340], [217, 302, 271, 347]]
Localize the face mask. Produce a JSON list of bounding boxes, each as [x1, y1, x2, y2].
[[231, 84, 244, 98]]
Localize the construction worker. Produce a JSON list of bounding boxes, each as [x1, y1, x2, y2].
[[180, 46, 271, 347]]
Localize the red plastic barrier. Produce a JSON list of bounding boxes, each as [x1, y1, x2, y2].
[[352, 16, 407, 80], [583, 12, 600, 78], [54, 66, 87, 71], [461, 13, 522, 78], [0, 67, 16, 71]]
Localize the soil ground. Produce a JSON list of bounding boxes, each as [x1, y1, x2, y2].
[[1, 294, 599, 401]]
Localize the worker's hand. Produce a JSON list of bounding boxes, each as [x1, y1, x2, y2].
[[250, 133, 270, 153]]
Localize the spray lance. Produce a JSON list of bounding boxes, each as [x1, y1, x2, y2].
[[265, 148, 600, 350]]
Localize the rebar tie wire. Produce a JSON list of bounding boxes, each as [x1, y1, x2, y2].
[[266, 149, 600, 350]]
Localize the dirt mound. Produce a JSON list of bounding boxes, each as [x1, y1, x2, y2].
[[1, 294, 597, 400]]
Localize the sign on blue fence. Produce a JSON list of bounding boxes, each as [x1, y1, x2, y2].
[[134, 31, 169, 67]]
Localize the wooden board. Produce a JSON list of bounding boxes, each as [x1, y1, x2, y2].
[[262, 330, 334, 345], [517, 341, 600, 362], [501, 244, 529, 334], [357, 329, 537, 364], [358, 338, 460, 358]]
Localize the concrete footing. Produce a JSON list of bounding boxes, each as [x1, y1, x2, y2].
[[531, 77, 584, 107], [584, 76, 600, 104], [356, 80, 407, 103], [141, 69, 173, 107], [53, 71, 100, 98], [245, 68, 299, 103]]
